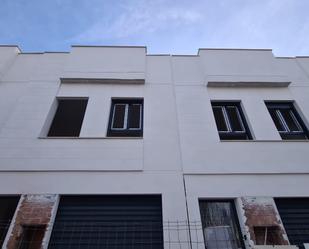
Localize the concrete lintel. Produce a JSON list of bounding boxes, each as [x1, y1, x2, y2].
[[207, 81, 291, 87], [61, 78, 145, 85]]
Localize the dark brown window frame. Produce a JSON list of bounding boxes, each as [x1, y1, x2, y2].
[[211, 101, 252, 140], [265, 101, 308, 140], [107, 98, 143, 137]]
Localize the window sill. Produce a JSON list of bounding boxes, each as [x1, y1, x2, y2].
[[38, 136, 143, 139]]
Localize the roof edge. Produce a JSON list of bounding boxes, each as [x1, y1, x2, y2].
[[0, 44, 21, 53], [71, 45, 147, 52], [198, 48, 273, 54], [1, 44, 309, 57]]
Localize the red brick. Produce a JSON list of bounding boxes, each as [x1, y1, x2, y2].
[[6, 194, 57, 249], [242, 197, 289, 245]]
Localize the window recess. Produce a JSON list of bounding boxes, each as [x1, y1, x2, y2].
[[47, 98, 88, 137], [211, 102, 252, 140], [107, 98, 143, 137], [17, 225, 46, 249], [254, 226, 281, 245], [266, 102, 308, 140]]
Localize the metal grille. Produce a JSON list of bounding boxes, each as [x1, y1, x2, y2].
[[3, 219, 205, 249], [275, 198, 309, 249], [0, 219, 13, 247]]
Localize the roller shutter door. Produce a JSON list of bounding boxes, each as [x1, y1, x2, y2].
[[0, 196, 20, 247], [48, 195, 163, 249], [275, 198, 309, 249]]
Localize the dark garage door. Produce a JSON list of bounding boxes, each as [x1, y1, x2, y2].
[[275, 198, 309, 249], [48, 195, 163, 249], [0, 196, 20, 247]]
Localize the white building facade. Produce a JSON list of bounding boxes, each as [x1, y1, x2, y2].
[[0, 45, 308, 249]]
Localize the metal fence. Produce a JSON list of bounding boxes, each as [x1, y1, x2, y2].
[[1, 220, 204, 249], [2, 220, 308, 249]]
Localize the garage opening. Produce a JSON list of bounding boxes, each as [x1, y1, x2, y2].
[[275, 198, 309, 249], [48, 195, 163, 249]]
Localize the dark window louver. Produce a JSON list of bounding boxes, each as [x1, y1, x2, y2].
[[48, 195, 163, 249], [275, 198, 309, 249]]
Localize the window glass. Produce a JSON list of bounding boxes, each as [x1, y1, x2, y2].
[[112, 104, 126, 129], [280, 109, 301, 132], [268, 108, 285, 131], [212, 107, 228, 132], [128, 104, 141, 129], [226, 106, 243, 132]]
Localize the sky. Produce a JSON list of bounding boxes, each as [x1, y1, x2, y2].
[[0, 0, 308, 56]]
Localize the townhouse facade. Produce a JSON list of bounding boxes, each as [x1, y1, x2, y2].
[[0, 45, 308, 249]]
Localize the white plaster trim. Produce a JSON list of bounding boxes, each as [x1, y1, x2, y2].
[[42, 194, 60, 249], [236, 197, 253, 249]]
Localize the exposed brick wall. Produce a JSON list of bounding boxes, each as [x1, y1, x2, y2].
[[241, 197, 289, 246], [6, 194, 58, 249]]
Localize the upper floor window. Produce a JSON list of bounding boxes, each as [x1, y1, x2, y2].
[[107, 98, 143, 137], [47, 98, 88, 137], [211, 101, 252, 140], [266, 102, 308, 140]]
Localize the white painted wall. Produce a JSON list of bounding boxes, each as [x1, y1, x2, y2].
[[62, 46, 146, 80], [198, 49, 290, 84], [0, 46, 20, 80], [0, 46, 308, 248]]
